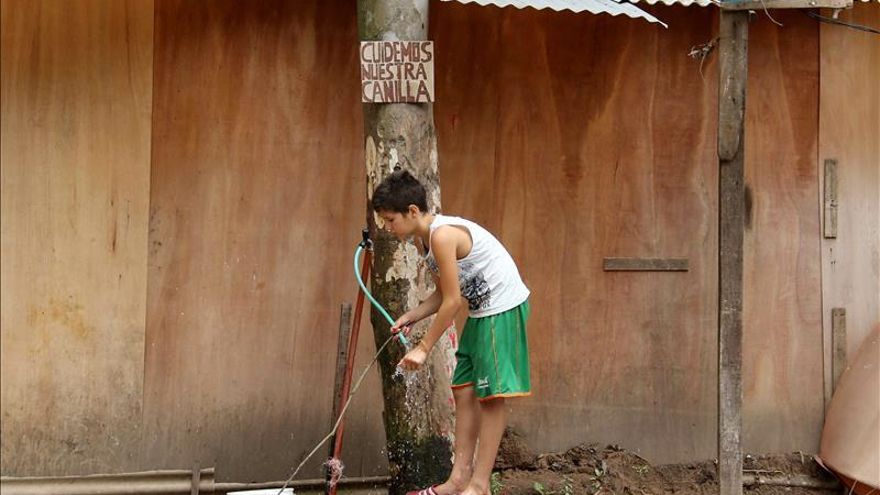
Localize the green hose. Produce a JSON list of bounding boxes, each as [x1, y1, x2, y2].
[[355, 244, 410, 347]]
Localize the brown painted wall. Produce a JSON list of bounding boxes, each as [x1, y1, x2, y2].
[[432, 4, 721, 460], [1, 0, 154, 476], [432, 4, 825, 460], [2, 0, 875, 481], [741, 8, 823, 452], [141, 0, 386, 481], [818, 5, 880, 405]]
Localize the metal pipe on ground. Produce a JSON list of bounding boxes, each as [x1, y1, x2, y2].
[[742, 473, 840, 490], [0, 468, 215, 495], [0, 469, 390, 495], [1, 469, 837, 493]]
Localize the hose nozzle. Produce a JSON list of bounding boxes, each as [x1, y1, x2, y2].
[[359, 228, 372, 249]]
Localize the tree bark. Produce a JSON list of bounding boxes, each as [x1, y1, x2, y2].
[[357, 2, 456, 494]]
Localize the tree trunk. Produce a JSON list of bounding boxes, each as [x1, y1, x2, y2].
[[356, 2, 456, 494]]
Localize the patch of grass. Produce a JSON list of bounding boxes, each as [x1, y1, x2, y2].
[[560, 475, 574, 495], [533, 476, 575, 495], [590, 460, 608, 493], [491, 472, 504, 495], [633, 463, 650, 476]]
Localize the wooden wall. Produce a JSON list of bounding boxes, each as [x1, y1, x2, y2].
[[818, 5, 880, 404], [1, 0, 154, 475], [433, 4, 721, 460], [141, 0, 386, 481], [0, 0, 389, 480], [1, 0, 874, 480], [432, 4, 826, 461], [742, 9, 824, 453]]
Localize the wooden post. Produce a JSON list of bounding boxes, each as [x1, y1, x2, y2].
[[831, 308, 846, 391], [823, 159, 838, 239], [190, 464, 200, 495], [357, 1, 456, 493], [326, 303, 353, 495], [717, 9, 749, 495], [330, 303, 354, 428]]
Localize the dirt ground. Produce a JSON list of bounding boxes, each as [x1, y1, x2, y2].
[[492, 429, 841, 495]]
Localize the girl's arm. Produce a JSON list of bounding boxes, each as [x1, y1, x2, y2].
[[398, 226, 463, 369], [391, 288, 441, 333]]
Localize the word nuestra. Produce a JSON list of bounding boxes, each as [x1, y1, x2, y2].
[[360, 41, 434, 103]]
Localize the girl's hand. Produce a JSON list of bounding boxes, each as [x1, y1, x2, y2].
[[398, 344, 428, 371], [391, 314, 414, 336]]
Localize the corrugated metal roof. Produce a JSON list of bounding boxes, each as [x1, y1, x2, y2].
[[629, 0, 712, 5], [628, 0, 880, 7], [440, 0, 670, 27], [445, 0, 878, 13], [631, 0, 877, 4]]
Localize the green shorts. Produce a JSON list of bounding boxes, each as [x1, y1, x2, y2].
[[451, 300, 531, 401]]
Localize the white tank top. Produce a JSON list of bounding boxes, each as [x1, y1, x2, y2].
[[424, 215, 530, 318]]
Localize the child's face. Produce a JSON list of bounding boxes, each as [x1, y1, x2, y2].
[[377, 208, 419, 239]]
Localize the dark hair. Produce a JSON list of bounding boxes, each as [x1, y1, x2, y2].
[[371, 169, 428, 214]]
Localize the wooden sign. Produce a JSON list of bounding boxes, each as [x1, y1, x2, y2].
[[360, 41, 434, 103]]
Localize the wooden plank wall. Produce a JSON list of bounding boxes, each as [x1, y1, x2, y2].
[[1, 0, 862, 480], [0, 0, 154, 476], [742, 9, 824, 452], [141, 0, 387, 482], [818, 4, 880, 404], [431, 4, 825, 461], [432, 4, 721, 461]]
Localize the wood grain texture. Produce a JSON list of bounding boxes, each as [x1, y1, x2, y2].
[[142, 0, 387, 481], [0, 0, 844, 478], [831, 308, 846, 391], [432, 3, 825, 462], [718, 11, 748, 495], [603, 258, 689, 271], [818, 3, 880, 407], [0, 0, 153, 476], [432, 4, 721, 462], [742, 10, 823, 454], [823, 159, 837, 239]]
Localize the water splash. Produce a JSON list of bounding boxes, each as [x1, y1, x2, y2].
[[324, 457, 344, 488], [393, 364, 406, 380]]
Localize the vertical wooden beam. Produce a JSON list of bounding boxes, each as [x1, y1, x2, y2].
[[190, 464, 200, 495], [823, 159, 838, 239], [717, 10, 749, 495], [831, 308, 847, 391], [331, 303, 355, 425], [326, 302, 354, 494]]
